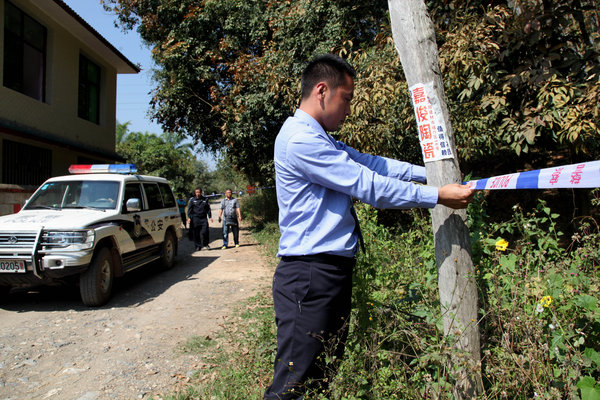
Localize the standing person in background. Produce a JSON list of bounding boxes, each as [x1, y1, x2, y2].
[[176, 194, 187, 229], [187, 188, 213, 251], [218, 189, 242, 249], [264, 54, 474, 399]]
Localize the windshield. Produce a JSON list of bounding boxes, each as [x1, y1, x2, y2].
[[25, 181, 121, 210]]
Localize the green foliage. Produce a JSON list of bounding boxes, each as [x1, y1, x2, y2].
[[106, 0, 599, 185], [103, 0, 391, 182], [115, 122, 197, 194], [332, 194, 600, 399], [199, 154, 247, 195], [433, 1, 600, 169], [339, 39, 423, 165], [241, 189, 278, 230]]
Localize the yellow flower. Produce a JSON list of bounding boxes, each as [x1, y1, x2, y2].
[[540, 295, 553, 308], [495, 238, 509, 251]]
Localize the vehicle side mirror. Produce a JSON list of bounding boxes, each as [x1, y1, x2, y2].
[[125, 198, 141, 212]]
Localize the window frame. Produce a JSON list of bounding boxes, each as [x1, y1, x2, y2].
[[158, 183, 176, 208], [2, 139, 51, 186], [2, 0, 47, 102], [78, 54, 101, 124], [122, 183, 144, 213], [142, 183, 164, 210]]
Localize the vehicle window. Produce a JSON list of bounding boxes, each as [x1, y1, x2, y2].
[[26, 181, 119, 210], [143, 183, 164, 210], [26, 182, 66, 209], [158, 183, 176, 208], [123, 183, 143, 212]]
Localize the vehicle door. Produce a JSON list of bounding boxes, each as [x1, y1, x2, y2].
[[141, 182, 168, 246], [120, 182, 154, 252], [157, 182, 181, 234]]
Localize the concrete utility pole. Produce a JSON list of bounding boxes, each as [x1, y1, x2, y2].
[[388, 0, 483, 397]]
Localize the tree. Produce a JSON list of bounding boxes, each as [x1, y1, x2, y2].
[[389, 1, 483, 397], [116, 120, 131, 144], [429, 0, 600, 170], [103, 0, 390, 183], [116, 126, 197, 195], [104, 0, 599, 185]]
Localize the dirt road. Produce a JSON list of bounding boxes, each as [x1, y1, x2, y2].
[[0, 203, 275, 400]]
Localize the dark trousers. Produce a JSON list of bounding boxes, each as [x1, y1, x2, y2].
[[264, 256, 355, 400], [191, 217, 209, 248], [180, 212, 187, 228]]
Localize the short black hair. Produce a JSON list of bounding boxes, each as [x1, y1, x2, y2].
[[301, 54, 355, 99], [195, 187, 202, 193]]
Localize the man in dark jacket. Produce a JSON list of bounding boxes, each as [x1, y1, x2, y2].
[[187, 188, 213, 250]]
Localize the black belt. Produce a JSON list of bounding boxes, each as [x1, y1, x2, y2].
[[281, 253, 355, 266]]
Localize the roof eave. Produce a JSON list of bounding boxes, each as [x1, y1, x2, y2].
[[40, 0, 140, 74]]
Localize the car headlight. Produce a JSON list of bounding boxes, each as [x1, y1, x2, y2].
[[40, 230, 95, 250]]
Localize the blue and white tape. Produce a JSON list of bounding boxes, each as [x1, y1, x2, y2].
[[464, 160, 600, 190]]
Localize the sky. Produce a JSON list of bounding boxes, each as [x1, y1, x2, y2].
[[61, 1, 217, 168]]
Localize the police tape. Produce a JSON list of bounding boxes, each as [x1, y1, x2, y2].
[[464, 160, 600, 190]]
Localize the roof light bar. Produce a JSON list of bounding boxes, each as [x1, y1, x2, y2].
[[68, 164, 138, 174]]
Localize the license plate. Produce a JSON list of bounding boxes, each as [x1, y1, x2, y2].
[[0, 260, 26, 273]]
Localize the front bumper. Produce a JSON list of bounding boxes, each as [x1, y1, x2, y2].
[[0, 229, 94, 287]]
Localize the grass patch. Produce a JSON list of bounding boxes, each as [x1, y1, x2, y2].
[[179, 335, 218, 354]]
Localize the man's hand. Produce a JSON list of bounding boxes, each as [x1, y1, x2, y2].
[[437, 184, 475, 209]]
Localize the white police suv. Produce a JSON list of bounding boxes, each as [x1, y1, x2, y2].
[[0, 164, 182, 306]]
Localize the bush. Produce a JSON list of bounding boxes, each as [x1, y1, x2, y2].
[[241, 190, 278, 230], [329, 192, 600, 399]]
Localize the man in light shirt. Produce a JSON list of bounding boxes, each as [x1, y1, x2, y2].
[[264, 54, 474, 399], [218, 189, 242, 248]]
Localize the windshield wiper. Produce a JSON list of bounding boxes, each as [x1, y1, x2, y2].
[[25, 205, 57, 210], [62, 205, 107, 212]]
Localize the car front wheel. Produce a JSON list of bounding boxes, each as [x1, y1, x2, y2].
[[80, 247, 113, 306]]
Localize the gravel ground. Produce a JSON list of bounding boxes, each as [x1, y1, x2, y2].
[[0, 204, 274, 400]]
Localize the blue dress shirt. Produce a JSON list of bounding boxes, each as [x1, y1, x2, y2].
[[274, 109, 439, 258]]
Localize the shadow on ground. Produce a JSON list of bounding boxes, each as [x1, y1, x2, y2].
[[0, 236, 218, 312]]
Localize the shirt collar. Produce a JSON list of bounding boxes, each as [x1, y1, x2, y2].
[[294, 109, 325, 135]]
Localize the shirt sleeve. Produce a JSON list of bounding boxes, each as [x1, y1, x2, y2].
[[286, 136, 438, 209], [335, 139, 428, 183]]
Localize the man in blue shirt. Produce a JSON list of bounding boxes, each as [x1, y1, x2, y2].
[[176, 194, 187, 229], [264, 54, 474, 399]]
